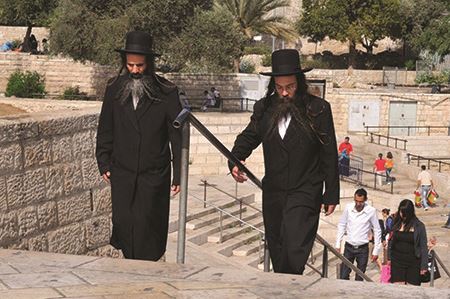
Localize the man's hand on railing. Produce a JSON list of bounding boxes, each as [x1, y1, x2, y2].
[[231, 160, 248, 183]]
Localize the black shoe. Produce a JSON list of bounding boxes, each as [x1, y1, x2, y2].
[[442, 225, 450, 229]]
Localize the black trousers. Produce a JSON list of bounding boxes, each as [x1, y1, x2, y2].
[[263, 194, 320, 275], [340, 242, 369, 281]]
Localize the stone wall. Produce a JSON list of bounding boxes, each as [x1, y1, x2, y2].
[[0, 107, 116, 256], [327, 91, 450, 135]]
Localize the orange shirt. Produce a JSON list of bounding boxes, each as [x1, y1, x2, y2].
[[338, 142, 353, 155]]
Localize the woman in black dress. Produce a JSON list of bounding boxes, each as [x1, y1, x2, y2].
[[388, 199, 428, 285]]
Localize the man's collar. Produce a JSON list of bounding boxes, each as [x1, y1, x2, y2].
[[351, 203, 368, 213]]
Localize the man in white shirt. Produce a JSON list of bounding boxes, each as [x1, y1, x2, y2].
[[417, 165, 434, 211], [335, 188, 381, 281]]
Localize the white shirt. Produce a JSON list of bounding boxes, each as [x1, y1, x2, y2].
[[132, 94, 139, 110], [417, 170, 432, 186], [278, 113, 291, 139], [335, 202, 382, 256]]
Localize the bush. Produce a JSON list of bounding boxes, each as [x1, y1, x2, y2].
[[239, 60, 255, 73], [262, 54, 271, 67], [404, 60, 416, 70], [62, 85, 89, 100], [243, 45, 271, 55], [415, 71, 450, 85], [5, 70, 46, 98]]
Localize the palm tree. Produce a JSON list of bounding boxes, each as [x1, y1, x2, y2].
[[215, 0, 298, 42], [215, 0, 298, 70]]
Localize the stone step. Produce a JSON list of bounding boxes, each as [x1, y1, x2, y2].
[[232, 240, 264, 257], [186, 205, 248, 230], [208, 217, 264, 243], [188, 209, 262, 245], [211, 229, 263, 257]]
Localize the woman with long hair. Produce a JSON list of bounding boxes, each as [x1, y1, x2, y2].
[[388, 199, 428, 285]]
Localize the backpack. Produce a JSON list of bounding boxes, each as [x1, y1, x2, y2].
[[385, 215, 394, 233]]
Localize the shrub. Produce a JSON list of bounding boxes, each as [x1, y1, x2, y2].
[[262, 54, 271, 67], [404, 60, 416, 70], [415, 71, 450, 85], [5, 70, 46, 98], [62, 85, 89, 100], [239, 60, 255, 73], [243, 45, 271, 55]]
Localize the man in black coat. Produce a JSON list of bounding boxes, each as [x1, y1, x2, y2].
[[229, 49, 339, 274], [96, 31, 182, 261]]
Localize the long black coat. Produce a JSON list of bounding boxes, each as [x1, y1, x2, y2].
[[96, 74, 182, 261], [230, 93, 339, 273]]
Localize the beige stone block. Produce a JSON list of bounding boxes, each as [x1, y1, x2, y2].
[[196, 145, 210, 154], [0, 288, 63, 299], [23, 138, 52, 168], [28, 234, 48, 251], [92, 187, 111, 215], [52, 135, 73, 163], [5, 173, 22, 209], [45, 165, 64, 200], [0, 143, 22, 173], [47, 223, 86, 254], [38, 200, 58, 231], [81, 158, 103, 189], [23, 168, 46, 204], [18, 206, 38, 238], [0, 121, 39, 143], [84, 216, 110, 249], [0, 211, 18, 246], [57, 191, 91, 226], [73, 130, 94, 160], [63, 162, 83, 195], [0, 176, 6, 211]]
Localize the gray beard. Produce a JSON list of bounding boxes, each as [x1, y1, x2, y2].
[[117, 74, 160, 105]]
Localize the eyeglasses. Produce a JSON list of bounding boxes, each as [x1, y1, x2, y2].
[[275, 83, 297, 93]]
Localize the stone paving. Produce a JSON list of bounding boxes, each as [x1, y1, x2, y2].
[[0, 249, 449, 299]]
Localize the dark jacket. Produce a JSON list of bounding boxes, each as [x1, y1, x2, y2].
[[388, 217, 428, 270], [230, 93, 340, 208], [96, 73, 182, 260]]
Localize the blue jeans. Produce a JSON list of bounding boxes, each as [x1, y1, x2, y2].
[[340, 242, 369, 281], [421, 185, 431, 208]]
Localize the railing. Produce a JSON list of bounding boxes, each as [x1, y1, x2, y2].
[[430, 250, 450, 287], [340, 165, 394, 194], [184, 97, 253, 112], [368, 132, 408, 150], [407, 154, 450, 173], [173, 108, 374, 281], [365, 125, 450, 137]]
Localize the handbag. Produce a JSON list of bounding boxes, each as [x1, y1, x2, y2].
[[421, 252, 441, 283], [380, 264, 391, 283]]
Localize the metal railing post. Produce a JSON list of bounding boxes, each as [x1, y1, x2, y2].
[[203, 180, 207, 208], [219, 210, 223, 243], [322, 245, 328, 278], [176, 120, 190, 264]]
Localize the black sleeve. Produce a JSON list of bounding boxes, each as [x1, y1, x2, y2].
[[319, 101, 340, 205], [228, 100, 263, 172], [96, 86, 114, 175], [167, 88, 183, 185]]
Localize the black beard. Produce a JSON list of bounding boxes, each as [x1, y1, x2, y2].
[[267, 94, 315, 141], [117, 74, 160, 105]]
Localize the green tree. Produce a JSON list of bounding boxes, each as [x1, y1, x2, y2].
[[298, 0, 402, 67], [165, 8, 245, 73], [398, 0, 447, 57], [0, 0, 58, 52], [414, 15, 450, 57], [50, 0, 213, 65], [214, 0, 298, 41]]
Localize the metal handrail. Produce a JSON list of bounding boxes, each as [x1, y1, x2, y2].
[[407, 153, 450, 172], [365, 125, 450, 136], [340, 165, 394, 194], [173, 108, 375, 281], [432, 250, 450, 285], [368, 132, 408, 150], [201, 180, 263, 213]]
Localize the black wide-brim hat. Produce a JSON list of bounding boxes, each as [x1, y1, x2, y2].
[[115, 30, 160, 56], [260, 49, 312, 76]]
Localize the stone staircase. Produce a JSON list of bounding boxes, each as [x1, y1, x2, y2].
[[169, 115, 449, 289]]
